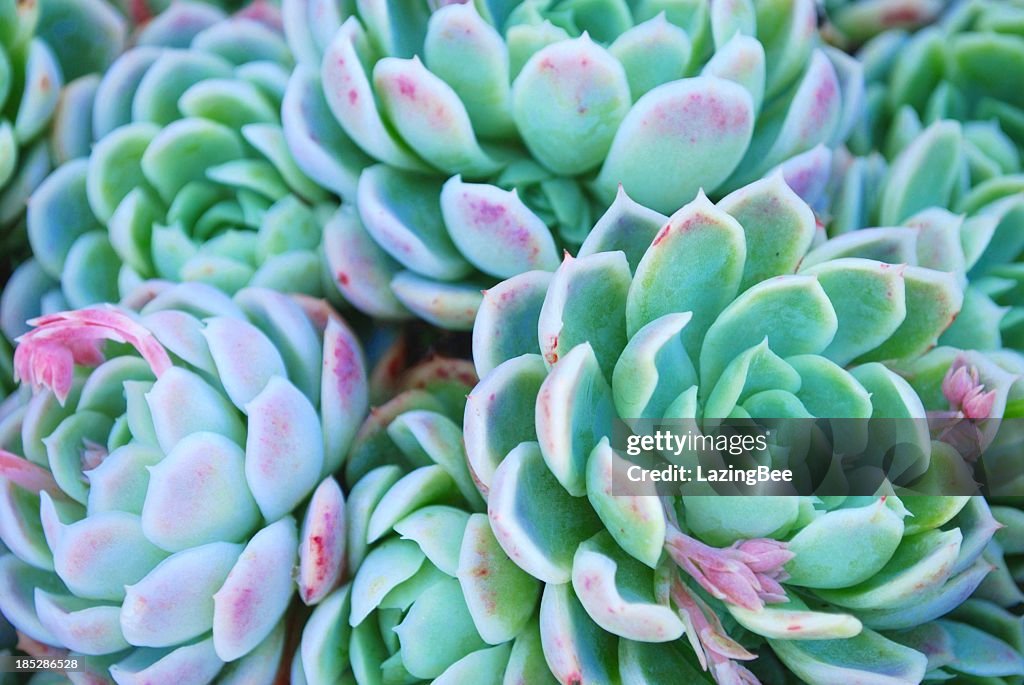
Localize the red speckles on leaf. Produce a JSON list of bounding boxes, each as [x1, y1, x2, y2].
[[337, 272, 350, 286], [544, 334, 559, 365], [651, 223, 672, 246], [347, 89, 358, 105], [468, 195, 507, 223], [397, 76, 417, 98]]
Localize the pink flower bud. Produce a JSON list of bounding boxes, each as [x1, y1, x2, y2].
[[962, 386, 996, 421], [942, 363, 978, 408], [665, 526, 791, 611]]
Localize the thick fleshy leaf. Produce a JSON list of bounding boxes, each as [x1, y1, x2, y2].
[[572, 531, 683, 641], [785, 498, 905, 589], [297, 477, 346, 605], [357, 164, 472, 280], [683, 496, 800, 547], [424, 2, 513, 138], [771, 628, 928, 685], [85, 122, 158, 224], [140, 118, 244, 203], [393, 577, 488, 679], [626, 193, 746, 353], [213, 517, 298, 661], [350, 537, 424, 627], [576, 187, 667, 272], [245, 376, 324, 522], [322, 206, 410, 319], [728, 596, 862, 641], [458, 513, 540, 645], [857, 267, 962, 362], [879, 120, 963, 226], [595, 76, 755, 213], [728, 50, 841, 188], [539, 252, 630, 378], [141, 431, 260, 552], [717, 172, 815, 290], [27, 159, 103, 280], [488, 442, 602, 584], [393, 505, 469, 578], [145, 367, 246, 452], [300, 585, 351, 684], [801, 259, 907, 366], [611, 313, 695, 421], [366, 465, 455, 543], [815, 528, 962, 610], [390, 271, 483, 331], [586, 439, 666, 568], [201, 316, 288, 411], [14, 39, 62, 142], [34, 589, 127, 656], [609, 14, 691, 100], [539, 582, 619, 684], [857, 559, 991, 631], [512, 36, 630, 175], [535, 344, 615, 497], [440, 176, 559, 278], [464, 354, 546, 491], [700, 275, 838, 397], [700, 33, 765, 113], [0, 555, 66, 644], [374, 56, 500, 177], [121, 542, 242, 647], [109, 637, 224, 685], [283, 64, 372, 200], [50, 506, 167, 602], [319, 18, 427, 171], [388, 410, 482, 509], [472, 272, 551, 378], [938, 619, 1024, 677]]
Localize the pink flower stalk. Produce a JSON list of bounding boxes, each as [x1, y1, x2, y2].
[[14, 307, 172, 404], [665, 525, 793, 611], [671, 576, 761, 685], [0, 449, 64, 497], [941, 355, 995, 420]]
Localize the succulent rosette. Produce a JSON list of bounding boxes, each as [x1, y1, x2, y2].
[[0, 282, 368, 683], [278, 0, 864, 328], [445, 172, 1024, 683], [0, 0, 126, 278], [1, 1, 334, 344], [294, 357, 552, 684], [848, 0, 1024, 160], [824, 117, 1024, 353]]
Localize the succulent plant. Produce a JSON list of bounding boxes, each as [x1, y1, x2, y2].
[[847, 0, 1024, 161], [0, 0, 127, 281], [0, 0, 335, 345], [0, 282, 368, 682], [820, 0, 947, 48], [448, 173, 1024, 683], [823, 117, 1024, 353], [279, 0, 864, 328], [294, 357, 542, 684]]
